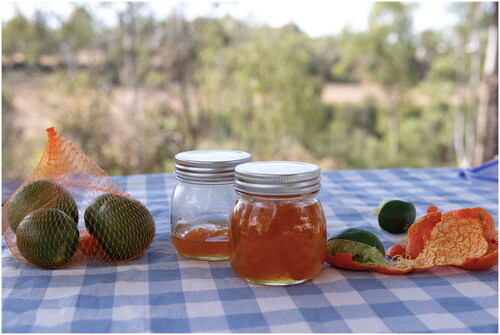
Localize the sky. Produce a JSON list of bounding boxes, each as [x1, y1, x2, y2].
[[1, 1, 459, 37]]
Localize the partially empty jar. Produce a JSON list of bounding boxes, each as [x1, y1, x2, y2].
[[170, 150, 252, 260], [230, 161, 326, 285]]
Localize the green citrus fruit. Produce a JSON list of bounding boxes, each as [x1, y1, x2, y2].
[[331, 228, 385, 255], [377, 200, 416, 234], [84, 193, 118, 236], [7, 179, 79, 233], [92, 196, 155, 261], [16, 208, 79, 269]]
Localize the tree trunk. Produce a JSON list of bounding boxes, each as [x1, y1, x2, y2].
[[454, 30, 468, 167], [474, 2, 498, 164], [121, 2, 139, 118], [61, 42, 76, 72], [119, 2, 142, 172], [461, 3, 484, 167], [174, 8, 198, 150], [388, 88, 399, 165]]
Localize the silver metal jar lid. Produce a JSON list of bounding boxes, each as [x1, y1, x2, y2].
[[234, 161, 321, 195], [175, 150, 252, 183]]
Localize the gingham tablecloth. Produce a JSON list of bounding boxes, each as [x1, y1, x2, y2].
[[2, 168, 498, 333]]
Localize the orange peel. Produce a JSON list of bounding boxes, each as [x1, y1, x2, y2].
[[406, 211, 442, 259], [326, 206, 498, 274], [446, 207, 496, 240]]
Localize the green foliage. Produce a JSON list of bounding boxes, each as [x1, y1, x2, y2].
[[2, 10, 32, 57], [60, 6, 94, 52], [330, 28, 363, 82], [2, 10, 57, 65], [319, 99, 387, 169], [308, 36, 341, 81], [2, 89, 13, 112], [2, 89, 16, 178], [1, 2, 493, 179], [194, 22, 323, 156], [2, 87, 46, 180], [398, 101, 454, 167], [333, 4, 420, 88], [426, 56, 456, 82], [418, 29, 448, 64], [39, 71, 113, 169], [366, 2, 420, 89]]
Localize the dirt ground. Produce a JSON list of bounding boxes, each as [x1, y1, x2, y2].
[[321, 82, 385, 104]]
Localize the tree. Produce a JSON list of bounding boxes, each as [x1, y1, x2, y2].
[[3, 10, 28, 55], [59, 5, 95, 69], [473, 2, 498, 165], [417, 29, 448, 76], [2, 9, 59, 67], [332, 3, 420, 166], [451, 2, 496, 167], [308, 35, 341, 82], [193, 20, 323, 158], [365, 3, 420, 165], [2, 88, 18, 178]]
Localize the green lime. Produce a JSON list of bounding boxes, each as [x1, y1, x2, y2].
[[16, 208, 79, 269], [92, 196, 155, 261], [331, 228, 385, 255], [84, 193, 119, 236], [377, 200, 416, 234], [327, 228, 386, 266], [7, 179, 78, 233]]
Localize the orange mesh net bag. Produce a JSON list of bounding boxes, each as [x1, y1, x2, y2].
[[2, 127, 156, 269]]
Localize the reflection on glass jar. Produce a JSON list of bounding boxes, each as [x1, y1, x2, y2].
[[230, 161, 326, 285], [170, 150, 252, 260]]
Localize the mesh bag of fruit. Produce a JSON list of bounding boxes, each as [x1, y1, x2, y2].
[[2, 127, 156, 269]]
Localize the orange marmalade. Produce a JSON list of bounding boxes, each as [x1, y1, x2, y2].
[[230, 194, 326, 285], [172, 223, 230, 260]]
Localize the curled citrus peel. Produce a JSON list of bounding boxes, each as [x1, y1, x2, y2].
[[326, 206, 498, 274]]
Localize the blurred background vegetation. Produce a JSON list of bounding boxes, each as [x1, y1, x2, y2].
[[2, 2, 498, 180]]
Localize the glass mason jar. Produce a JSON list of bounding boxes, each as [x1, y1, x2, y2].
[[230, 161, 326, 286], [170, 150, 252, 260]]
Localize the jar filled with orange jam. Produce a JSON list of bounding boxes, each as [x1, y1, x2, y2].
[[170, 150, 252, 260], [230, 161, 326, 286]]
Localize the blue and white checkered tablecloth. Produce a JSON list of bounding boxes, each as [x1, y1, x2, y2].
[[2, 168, 498, 333]]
